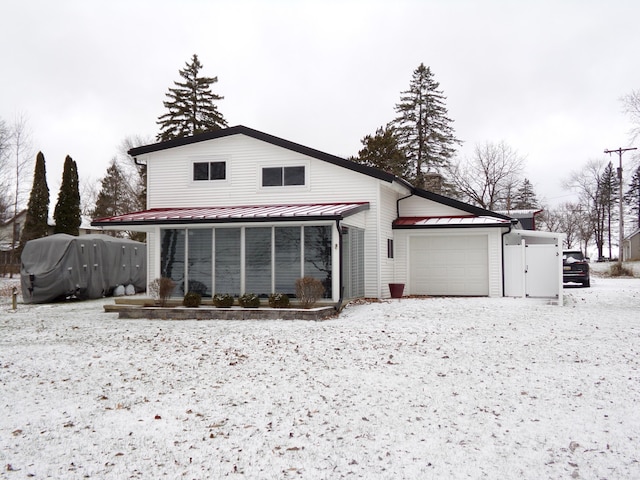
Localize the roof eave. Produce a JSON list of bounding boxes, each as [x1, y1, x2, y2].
[[392, 222, 511, 230]]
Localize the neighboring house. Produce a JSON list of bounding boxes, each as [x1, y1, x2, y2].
[[495, 209, 543, 231], [0, 210, 27, 272], [623, 229, 640, 261], [93, 125, 563, 303]]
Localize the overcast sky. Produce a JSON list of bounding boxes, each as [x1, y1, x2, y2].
[[1, 0, 638, 209]]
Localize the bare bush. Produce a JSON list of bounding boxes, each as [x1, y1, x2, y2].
[[295, 276, 325, 308], [148, 277, 175, 306], [609, 263, 635, 277]]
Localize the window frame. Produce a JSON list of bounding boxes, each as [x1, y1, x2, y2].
[[260, 165, 307, 188], [190, 157, 228, 183]]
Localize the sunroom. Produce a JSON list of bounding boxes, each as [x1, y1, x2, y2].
[[93, 202, 369, 303]]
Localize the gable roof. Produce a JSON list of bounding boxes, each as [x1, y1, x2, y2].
[[126, 125, 514, 223], [128, 125, 412, 188]]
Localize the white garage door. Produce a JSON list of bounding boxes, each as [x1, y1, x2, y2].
[[409, 235, 489, 296]]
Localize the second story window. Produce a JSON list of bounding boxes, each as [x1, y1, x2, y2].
[[194, 161, 226, 181], [262, 166, 305, 187]]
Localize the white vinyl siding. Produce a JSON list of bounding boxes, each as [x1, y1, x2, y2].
[[379, 186, 398, 297], [147, 135, 385, 209], [398, 195, 470, 217]]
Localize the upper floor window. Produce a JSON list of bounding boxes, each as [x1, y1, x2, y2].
[[194, 161, 226, 181], [262, 166, 305, 187]]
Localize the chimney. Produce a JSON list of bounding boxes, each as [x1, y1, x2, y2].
[[422, 172, 443, 193]]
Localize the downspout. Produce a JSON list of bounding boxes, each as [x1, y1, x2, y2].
[[132, 156, 146, 167], [334, 219, 345, 312], [501, 219, 518, 296]]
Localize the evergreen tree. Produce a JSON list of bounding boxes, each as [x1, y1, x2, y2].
[[513, 178, 539, 209], [19, 152, 50, 248], [351, 125, 409, 177], [92, 159, 133, 224], [53, 155, 81, 235], [625, 165, 640, 229], [156, 54, 227, 142], [600, 162, 620, 259], [392, 63, 461, 185]]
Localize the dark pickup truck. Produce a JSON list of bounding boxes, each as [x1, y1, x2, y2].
[[562, 250, 590, 287]]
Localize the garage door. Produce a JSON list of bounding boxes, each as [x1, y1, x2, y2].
[[409, 235, 489, 296]]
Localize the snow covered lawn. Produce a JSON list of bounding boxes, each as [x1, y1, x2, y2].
[[1, 275, 639, 479]]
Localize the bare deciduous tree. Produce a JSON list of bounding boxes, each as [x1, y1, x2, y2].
[[622, 89, 640, 142], [0, 118, 11, 222], [538, 202, 590, 250], [447, 141, 525, 210], [564, 159, 608, 259], [9, 114, 34, 251]]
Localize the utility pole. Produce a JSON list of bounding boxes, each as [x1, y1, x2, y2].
[[604, 146, 637, 265]]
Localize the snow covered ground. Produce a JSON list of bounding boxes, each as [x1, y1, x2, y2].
[[1, 269, 639, 479]]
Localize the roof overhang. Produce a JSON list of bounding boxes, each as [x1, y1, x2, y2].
[[393, 215, 514, 229], [92, 202, 370, 227]]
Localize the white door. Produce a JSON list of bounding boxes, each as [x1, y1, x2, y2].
[[409, 235, 489, 296]]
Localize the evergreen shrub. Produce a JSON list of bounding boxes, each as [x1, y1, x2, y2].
[[183, 291, 202, 308], [238, 293, 260, 308], [268, 293, 290, 308], [213, 293, 234, 308]]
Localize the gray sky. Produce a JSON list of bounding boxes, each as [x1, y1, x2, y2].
[[1, 0, 638, 208]]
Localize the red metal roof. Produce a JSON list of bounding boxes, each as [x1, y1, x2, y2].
[[393, 215, 513, 228], [93, 202, 370, 226]]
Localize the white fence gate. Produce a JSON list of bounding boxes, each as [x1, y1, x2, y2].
[[504, 240, 562, 303]]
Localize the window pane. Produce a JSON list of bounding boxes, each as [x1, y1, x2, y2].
[[209, 161, 226, 180], [160, 229, 185, 296], [193, 162, 209, 181], [304, 225, 332, 298], [215, 228, 241, 296], [245, 227, 272, 296], [275, 227, 301, 296], [262, 167, 282, 186], [188, 229, 212, 297], [284, 166, 305, 185]]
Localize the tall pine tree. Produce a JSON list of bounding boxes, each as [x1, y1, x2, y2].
[[53, 155, 81, 235], [19, 151, 50, 249], [352, 125, 409, 177], [625, 165, 640, 229], [156, 54, 227, 142], [393, 63, 461, 185], [513, 178, 539, 209]]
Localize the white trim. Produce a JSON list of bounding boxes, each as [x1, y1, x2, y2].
[[189, 155, 230, 185]]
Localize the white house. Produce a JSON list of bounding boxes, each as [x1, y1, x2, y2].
[[93, 126, 563, 304]]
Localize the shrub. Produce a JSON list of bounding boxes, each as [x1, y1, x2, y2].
[[213, 293, 234, 308], [268, 293, 290, 308], [609, 263, 634, 277], [238, 293, 260, 308], [182, 291, 202, 308], [148, 277, 175, 307], [295, 276, 325, 308]]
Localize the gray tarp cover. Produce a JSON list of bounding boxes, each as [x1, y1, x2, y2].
[[20, 234, 146, 303]]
